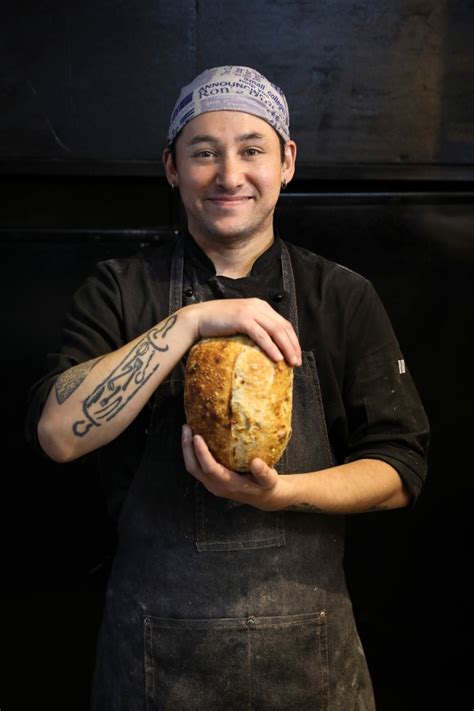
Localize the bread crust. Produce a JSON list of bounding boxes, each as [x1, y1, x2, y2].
[[184, 335, 293, 471]]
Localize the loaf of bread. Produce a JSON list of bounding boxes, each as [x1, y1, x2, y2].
[[184, 335, 293, 471]]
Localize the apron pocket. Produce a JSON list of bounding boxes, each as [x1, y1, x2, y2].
[[195, 482, 285, 552], [143, 611, 329, 711]]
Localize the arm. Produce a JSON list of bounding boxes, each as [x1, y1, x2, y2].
[[38, 298, 301, 463], [180, 276, 426, 513], [182, 427, 410, 513]]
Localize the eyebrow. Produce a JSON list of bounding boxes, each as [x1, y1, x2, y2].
[[185, 132, 268, 147]]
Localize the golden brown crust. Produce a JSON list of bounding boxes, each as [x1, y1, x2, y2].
[[184, 335, 293, 471]]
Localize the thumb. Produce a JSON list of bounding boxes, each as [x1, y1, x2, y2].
[[249, 458, 277, 489]]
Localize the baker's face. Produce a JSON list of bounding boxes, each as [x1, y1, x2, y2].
[[163, 111, 296, 247]]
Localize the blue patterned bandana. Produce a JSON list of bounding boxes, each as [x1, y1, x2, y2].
[[167, 65, 290, 145]]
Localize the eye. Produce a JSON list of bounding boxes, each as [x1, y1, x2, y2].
[[244, 147, 262, 157], [193, 150, 215, 159]]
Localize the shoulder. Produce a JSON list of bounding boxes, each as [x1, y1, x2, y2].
[[283, 239, 375, 308], [76, 235, 177, 342], [93, 234, 176, 286]]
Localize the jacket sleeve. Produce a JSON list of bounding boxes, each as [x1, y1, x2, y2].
[[342, 280, 430, 503], [25, 260, 125, 458]]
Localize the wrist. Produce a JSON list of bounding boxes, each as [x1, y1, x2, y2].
[[283, 472, 314, 507], [176, 304, 201, 348], [276, 474, 300, 509]]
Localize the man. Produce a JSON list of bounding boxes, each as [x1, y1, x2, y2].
[[27, 66, 429, 709]]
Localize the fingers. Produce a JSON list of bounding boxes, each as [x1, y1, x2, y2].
[[189, 298, 302, 366], [181, 423, 201, 475], [249, 458, 278, 489], [251, 307, 301, 366], [181, 425, 230, 491], [181, 426, 279, 504], [190, 432, 222, 475], [235, 298, 301, 365]]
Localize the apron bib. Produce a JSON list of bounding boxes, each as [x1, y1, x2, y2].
[[91, 238, 375, 711]]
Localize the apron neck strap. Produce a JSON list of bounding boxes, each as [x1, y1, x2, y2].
[[169, 236, 185, 314], [169, 235, 300, 338], [281, 241, 300, 338]]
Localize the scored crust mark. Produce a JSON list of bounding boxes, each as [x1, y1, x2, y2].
[[55, 356, 104, 404], [230, 345, 276, 470], [184, 337, 238, 468], [184, 335, 293, 471]]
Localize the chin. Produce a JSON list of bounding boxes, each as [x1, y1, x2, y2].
[[203, 217, 273, 243], [194, 221, 245, 240]]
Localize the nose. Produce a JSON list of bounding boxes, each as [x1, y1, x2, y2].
[[215, 154, 244, 192]]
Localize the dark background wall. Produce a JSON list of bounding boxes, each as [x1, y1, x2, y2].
[[2, 0, 474, 174], [1, 2, 473, 710]]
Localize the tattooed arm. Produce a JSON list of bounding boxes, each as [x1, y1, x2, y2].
[[38, 313, 185, 462], [37, 297, 301, 463], [278, 459, 409, 513], [182, 428, 410, 513]]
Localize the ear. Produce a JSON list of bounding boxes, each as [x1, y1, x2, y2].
[[163, 147, 178, 188], [281, 140, 297, 187]]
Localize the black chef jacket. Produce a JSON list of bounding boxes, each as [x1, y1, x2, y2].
[[26, 233, 429, 519]]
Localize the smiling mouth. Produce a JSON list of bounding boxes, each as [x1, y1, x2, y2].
[[207, 197, 253, 205]]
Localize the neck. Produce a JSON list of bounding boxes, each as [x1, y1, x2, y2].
[[190, 231, 275, 278]]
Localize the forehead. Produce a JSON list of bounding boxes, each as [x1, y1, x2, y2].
[[177, 110, 280, 145]]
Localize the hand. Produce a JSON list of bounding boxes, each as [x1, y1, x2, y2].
[[181, 424, 291, 511], [182, 298, 301, 366]]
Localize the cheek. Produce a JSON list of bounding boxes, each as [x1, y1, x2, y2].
[[259, 177, 282, 200], [180, 169, 213, 196], [254, 163, 283, 193]]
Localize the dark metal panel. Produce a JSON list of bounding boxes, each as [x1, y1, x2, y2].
[[1, 1, 474, 175], [440, 1, 474, 162], [197, 0, 474, 168], [0, 175, 175, 229], [0, 0, 196, 167]]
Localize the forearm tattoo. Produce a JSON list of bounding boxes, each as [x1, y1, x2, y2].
[[286, 503, 325, 514], [55, 356, 104, 404], [288, 502, 389, 514], [68, 315, 177, 437]]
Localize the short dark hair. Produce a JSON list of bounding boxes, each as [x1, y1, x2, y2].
[[169, 131, 287, 166]]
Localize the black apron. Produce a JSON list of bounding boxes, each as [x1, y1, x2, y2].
[[91, 238, 375, 710]]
